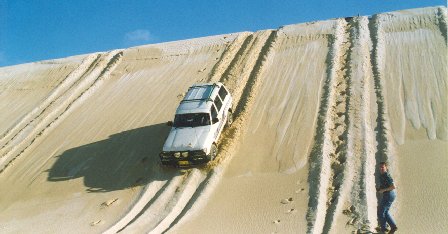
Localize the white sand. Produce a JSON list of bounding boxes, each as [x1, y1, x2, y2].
[[0, 6, 446, 234]]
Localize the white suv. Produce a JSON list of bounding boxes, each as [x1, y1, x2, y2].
[[159, 82, 233, 167]]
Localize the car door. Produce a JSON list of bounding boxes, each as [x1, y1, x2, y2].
[[213, 95, 226, 136], [210, 104, 221, 140]]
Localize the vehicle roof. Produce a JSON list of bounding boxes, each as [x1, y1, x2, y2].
[[176, 82, 223, 115]]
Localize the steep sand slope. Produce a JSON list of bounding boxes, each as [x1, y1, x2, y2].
[[0, 6, 446, 234], [375, 7, 448, 233]]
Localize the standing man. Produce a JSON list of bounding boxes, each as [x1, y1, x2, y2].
[[377, 161, 398, 232]]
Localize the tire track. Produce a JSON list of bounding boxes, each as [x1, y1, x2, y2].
[[0, 54, 100, 151], [0, 50, 123, 173], [109, 30, 279, 234], [216, 34, 253, 83], [115, 170, 204, 234], [368, 15, 394, 166], [306, 19, 349, 234], [147, 170, 206, 234], [104, 154, 207, 233], [206, 32, 252, 83], [321, 17, 353, 233], [104, 179, 170, 234], [355, 16, 378, 232], [341, 17, 378, 233], [214, 30, 276, 107], [367, 13, 401, 231]]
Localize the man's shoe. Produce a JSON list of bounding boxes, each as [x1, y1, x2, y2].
[[375, 226, 389, 232], [389, 226, 398, 233]]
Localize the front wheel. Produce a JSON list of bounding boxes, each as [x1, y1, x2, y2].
[[207, 144, 218, 161]]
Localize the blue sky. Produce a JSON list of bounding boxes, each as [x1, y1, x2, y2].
[[0, 0, 444, 67]]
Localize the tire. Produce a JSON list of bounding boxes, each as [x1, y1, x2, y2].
[[207, 144, 218, 161], [226, 111, 233, 127]]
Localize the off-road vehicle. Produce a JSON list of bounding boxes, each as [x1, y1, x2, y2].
[[159, 82, 233, 167]]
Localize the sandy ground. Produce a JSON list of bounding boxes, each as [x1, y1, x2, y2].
[[0, 6, 446, 234]]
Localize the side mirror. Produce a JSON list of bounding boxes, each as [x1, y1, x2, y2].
[[212, 117, 219, 124], [167, 121, 173, 126]]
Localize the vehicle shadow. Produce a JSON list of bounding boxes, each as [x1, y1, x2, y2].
[[47, 123, 178, 192]]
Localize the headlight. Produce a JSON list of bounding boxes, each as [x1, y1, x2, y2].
[[181, 152, 189, 158], [174, 152, 181, 158]]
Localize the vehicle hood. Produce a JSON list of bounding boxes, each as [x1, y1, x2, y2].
[[163, 126, 210, 151]]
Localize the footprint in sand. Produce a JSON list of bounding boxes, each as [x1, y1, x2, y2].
[[280, 197, 293, 204], [90, 220, 102, 226], [286, 208, 296, 214], [101, 198, 119, 208], [272, 219, 281, 224], [295, 188, 305, 194]]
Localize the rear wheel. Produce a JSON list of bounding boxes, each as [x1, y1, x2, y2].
[[207, 144, 218, 161], [226, 111, 233, 127]]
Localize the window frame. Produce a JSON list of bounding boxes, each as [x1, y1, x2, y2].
[[218, 86, 228, 101], [211, 105, 218, 119]]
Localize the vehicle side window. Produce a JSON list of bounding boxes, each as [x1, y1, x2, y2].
[[214, 96, 222, 111], [218, 86, 228, 100], [211, 105, 218, 119]]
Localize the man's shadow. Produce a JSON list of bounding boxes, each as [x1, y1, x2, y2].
[[47, 123, 177, 192]]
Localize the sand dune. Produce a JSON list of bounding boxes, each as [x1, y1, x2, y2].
[[0, 6, 446, 234]]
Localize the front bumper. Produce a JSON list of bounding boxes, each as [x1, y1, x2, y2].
[[159, 150, 209, 167]]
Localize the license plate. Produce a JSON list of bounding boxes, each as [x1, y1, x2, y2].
[[178, 161, 189, 166]]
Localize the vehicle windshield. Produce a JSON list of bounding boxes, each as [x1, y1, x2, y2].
[[173, 113, 211, 127]]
